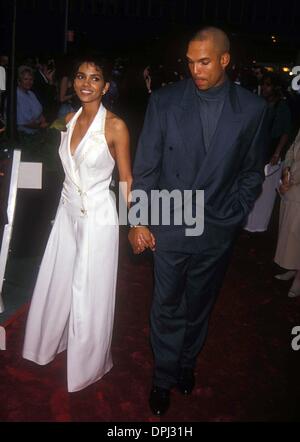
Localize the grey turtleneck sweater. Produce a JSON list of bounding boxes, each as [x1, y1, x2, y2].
[[195, 77, 229, 152]]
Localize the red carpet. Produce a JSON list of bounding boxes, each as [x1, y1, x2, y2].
[[0, 227, 299, 422]]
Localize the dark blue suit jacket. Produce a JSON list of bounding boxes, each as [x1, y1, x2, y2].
[[132, 78, 268, 252]]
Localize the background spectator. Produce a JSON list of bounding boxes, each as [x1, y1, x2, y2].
[[17, 65, 47, 134], [32, 54, 58, 124]]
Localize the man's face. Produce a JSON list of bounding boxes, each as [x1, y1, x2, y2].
[[261, 78, 274, 98], [253, 68, 263, 81], [186, 39, 230, 90]]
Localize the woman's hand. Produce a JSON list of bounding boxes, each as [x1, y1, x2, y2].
[[279, 168, 291, 194], [279, 182, 290, 194]]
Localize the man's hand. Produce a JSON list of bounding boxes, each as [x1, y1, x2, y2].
[[128, 226, 156, 254]]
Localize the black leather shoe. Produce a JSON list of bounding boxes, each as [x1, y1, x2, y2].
[[177, 367, 195, 395], [149, 386, 170, 416]]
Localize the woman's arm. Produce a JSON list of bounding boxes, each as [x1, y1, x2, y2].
[[111, 117, 132, 207]]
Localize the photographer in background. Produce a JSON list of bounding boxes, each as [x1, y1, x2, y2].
[[32, 55, 58, 124]]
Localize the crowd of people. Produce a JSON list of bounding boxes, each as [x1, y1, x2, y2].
[[0, 53, 124, 136], [0, 26, 300, 416], [0, 49, 299, 139]]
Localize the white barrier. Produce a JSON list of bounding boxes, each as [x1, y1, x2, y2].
[[0, 150, 42, 316], [0, 326, 5, 350]]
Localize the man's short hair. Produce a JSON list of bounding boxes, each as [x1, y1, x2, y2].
[[190, 27, 230, 54]]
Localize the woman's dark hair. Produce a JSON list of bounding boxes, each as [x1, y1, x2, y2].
[[72, 54, 111, 82]]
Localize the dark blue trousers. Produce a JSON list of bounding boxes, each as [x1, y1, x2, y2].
[[151, 240, 234, 389]]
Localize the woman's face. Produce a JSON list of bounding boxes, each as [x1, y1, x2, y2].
[[261, 78, 274, 99], [19, 73, 34, 91], [73, 62, 109, 103]]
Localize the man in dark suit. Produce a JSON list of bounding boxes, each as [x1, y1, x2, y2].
[[128, 27, 268, 416]]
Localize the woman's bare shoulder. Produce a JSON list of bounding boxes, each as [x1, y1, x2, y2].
[[106, 110, 128, 132]]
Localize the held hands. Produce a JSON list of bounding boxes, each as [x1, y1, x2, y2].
[[128, 226, 156, 255]]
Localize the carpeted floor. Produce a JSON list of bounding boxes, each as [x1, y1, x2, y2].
[[0, 226, 299, 422]]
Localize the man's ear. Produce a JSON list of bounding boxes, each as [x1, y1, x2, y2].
[[221, 52, 230, 70]]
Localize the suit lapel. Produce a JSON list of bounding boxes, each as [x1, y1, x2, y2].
[[193, 82, 243, 188], [173, 79, 203, 158]]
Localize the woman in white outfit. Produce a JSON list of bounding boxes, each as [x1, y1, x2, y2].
[[23, 55, 132, 392]]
